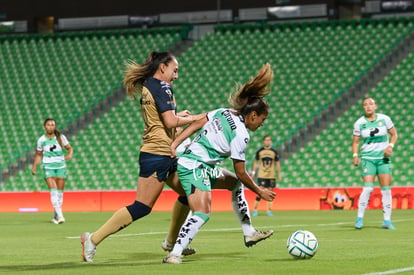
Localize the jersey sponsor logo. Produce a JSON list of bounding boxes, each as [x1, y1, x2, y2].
[[222, 110, 236, 131], [50, 145, 57, 152], [212, 118, 223, 133], [140, 93, 151, 105], [369, 128, 379, 137], [192, 166, 224, 181]]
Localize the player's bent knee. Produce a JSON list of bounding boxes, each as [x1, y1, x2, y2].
[[177, 195, 188, 206], [126, 200, 152, 221]]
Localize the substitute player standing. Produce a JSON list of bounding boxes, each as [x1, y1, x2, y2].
[[251, 135, 282, 216], [32, 118, 73, 224], [352, 97, 398, 230]]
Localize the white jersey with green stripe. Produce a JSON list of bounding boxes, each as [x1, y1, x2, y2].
[[178, 108, 249, 170], [36, 134, 69, 169], [353, 113, 394, 160]]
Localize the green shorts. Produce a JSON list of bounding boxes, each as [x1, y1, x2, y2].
[[361, 158, 392, 176], [177, 164, 220, 196], [43, 167, 67, 179]]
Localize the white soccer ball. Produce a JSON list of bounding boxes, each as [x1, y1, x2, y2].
[[287, 230, 318, 259]]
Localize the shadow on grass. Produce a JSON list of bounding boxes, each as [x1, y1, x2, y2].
[[0, 251, 251, 272]]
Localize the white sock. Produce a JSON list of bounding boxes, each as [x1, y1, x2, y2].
[[357, 186, 373, 218], [381, 188, 392, 221], [232, 181, 255, 236], [50, 189, 63, 218], [171, 213, 207, 256], [57, 190, 64, 208]]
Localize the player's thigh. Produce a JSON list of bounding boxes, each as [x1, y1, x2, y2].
[[165, 171, 186, 196], [212, 168, 237, 190], [135, 176, 165, 207], [178, 164, 213, 196], [360, 159, 377, 180]]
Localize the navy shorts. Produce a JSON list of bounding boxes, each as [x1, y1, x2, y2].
[[139, 152, 177, 182], [257, 178, 276, 188]]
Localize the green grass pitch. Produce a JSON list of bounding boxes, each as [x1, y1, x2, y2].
[[0, 209, 413, 274]]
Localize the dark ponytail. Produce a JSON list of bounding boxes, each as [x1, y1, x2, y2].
[[124, 51, 176, 100], [44, 118, 64, 148], [228, 63, 273, 116]]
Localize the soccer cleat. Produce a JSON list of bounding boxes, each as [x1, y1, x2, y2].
[[162, 254, 182, 264], [266, 211, 273, 217], [57, 216, 65, 224], [355, 217, 363, 229], [51, 212, 59, 224], [382, 220, 396, 230], [161, 239, 196, 256], [244, 229, 274, 247], [81, 232, 96, 262], [252, 210, 258, 217]]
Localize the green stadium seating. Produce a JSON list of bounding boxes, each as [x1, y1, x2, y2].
[[1, 18, 413, 191]]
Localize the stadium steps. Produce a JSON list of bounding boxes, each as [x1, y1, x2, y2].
[[0, 26, 192, 185], [280, 28, 414, 160]]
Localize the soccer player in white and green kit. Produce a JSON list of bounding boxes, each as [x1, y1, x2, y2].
[[32, 118, 73, 224], [352, 97, 398, 230], [163, 63, 276, 264]]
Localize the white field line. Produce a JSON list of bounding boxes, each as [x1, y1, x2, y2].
[[362, 266, 414, 275], [66, 218, 414, 239]]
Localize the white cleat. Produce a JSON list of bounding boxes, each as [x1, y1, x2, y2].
[[57, 216, 65, 224], [162, 239, 196, 256], [244, 229, 274, 247], [81, 232, 96, 262], [162, 254, 182, 264]]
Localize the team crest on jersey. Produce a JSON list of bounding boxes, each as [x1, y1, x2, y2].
[[378, 121, 383, 127], [164, 89, 172, 97]]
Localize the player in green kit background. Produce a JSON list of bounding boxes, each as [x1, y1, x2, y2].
[[32, 118, 73, 224], [352, 97, 398, 230]]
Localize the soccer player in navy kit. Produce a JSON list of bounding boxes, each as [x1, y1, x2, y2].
[[251, 135, 281, 216], [81, 51, 204, 262]]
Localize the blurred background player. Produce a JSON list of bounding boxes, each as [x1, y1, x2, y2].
[[31, 118, 73, 224], [251, 135, 282, 216], [163, 63, 276, 264], [352, 97, 398, 230]]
